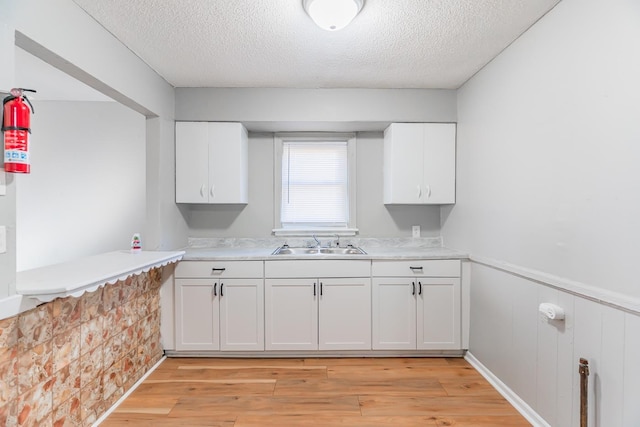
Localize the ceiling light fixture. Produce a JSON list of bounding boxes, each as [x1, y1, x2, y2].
[[303, 0, 364, 31]]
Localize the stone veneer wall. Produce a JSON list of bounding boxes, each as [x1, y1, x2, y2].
[[0, 267, 165, 426]]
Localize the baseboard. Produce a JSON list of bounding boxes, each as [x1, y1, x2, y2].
[[465, 352, 550, 427], [92, 356, 167, 426], [164, 349, 465, 358]]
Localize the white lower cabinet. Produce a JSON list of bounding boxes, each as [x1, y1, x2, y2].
[[372, 260, 461, 350], [175, 261, 264, 351], [264, 279, 318, 350], [319, 278, 371, 350], [172, 258, 462, 354], [264, 260, 372, 351]]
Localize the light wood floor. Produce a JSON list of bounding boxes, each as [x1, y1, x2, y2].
[[101, 357, 531, 426]]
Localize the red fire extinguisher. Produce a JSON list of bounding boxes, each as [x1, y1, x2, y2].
[[2, 88, 36, 174]]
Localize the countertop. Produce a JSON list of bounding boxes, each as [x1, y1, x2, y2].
[[17, 250, 185, 302], [182, 246, 467, 261]]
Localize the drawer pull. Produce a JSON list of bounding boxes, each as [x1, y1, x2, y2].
[[409, 266, 423, 271], [212, 268, 226, 272]]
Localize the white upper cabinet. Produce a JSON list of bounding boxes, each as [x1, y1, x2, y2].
[[383, 123, 456, 204], [175, 122, 248, 204]]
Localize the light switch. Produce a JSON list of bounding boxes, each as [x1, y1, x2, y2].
[[412, 225, 420, 238], [0, 226, 6, 253]]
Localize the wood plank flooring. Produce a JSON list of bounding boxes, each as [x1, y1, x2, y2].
[[100, 357, 531, 426]]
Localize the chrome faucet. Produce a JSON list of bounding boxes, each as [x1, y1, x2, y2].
[[312, 234, 321, 247]]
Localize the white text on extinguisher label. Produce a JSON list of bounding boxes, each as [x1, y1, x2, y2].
[[4, 130, 30, 164]]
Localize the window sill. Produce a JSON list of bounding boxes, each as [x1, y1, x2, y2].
[[273, 228, 358, 237]]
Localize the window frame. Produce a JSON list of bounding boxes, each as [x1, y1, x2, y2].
[[273, 132, 357, 237]]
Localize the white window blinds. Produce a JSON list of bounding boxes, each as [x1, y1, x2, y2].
[[281, 141, 349, 227]]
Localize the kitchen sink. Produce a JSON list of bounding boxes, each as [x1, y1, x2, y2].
[[272, 245, 366, 256]]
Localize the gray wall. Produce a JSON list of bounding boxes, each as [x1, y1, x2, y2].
[[0, 4, 16, 298], [175, 88, 457, 131], [16, 101, 146, 271], [185, 131, 441, 238], [442, 0, 640, 424], [177, 87, 457, 239]]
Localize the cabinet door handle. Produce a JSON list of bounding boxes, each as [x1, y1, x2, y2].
[[213, 282, 217, 296], [320, 282, 323, 296], [313, 282, 316, 296], [220, 282, 224, 297], [412, 282, 416, 295], [210, 184, 215, 198], [418, 281, 423, 295], [425, 185, 431, 198], [200, 184, 206, 198], [417, 185, 422, 199]]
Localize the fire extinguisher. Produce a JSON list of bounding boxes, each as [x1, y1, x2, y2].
[[2, 88, 36, 174]]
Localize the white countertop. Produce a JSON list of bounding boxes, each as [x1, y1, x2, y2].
[[182, 246, 467, 261], [17, 250, 185, 302]]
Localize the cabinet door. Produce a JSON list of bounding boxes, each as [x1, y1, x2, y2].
[[265, 279, 318, 350], [175, 122, 209, 203], [319, 278, 371, 351], [218, 278, 264, 351], [383, 123, 424, 204], [422, 123, 456, 204], [372, 278, 416, 350], [416, 278, 461, 350], [175, 279, 219, 350], [208, 122, 248, 204]]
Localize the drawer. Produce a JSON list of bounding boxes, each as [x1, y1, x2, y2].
[[372, 259, 460, 277], [265, 260, 371, 278], [175, 260, 263, 278]]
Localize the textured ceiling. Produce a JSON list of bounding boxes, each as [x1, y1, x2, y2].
[[71, 0, 561, 89]]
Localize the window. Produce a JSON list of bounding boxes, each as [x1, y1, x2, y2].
[[274, 133, 357, 236]]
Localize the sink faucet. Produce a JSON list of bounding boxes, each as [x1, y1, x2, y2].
[[312, 234, 321, 247]]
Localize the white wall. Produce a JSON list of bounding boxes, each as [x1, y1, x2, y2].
[[469, 264, 640, 426], [185, 132, 441, 238], [442, 0, 640, 425], [16, 101, 145, 271]]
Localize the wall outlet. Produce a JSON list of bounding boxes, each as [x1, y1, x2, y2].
[[412, 225, 420, 238]]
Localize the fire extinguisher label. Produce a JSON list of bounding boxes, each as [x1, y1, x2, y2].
[[5, 150, 30, 163], [4, 129, 30, 164]]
